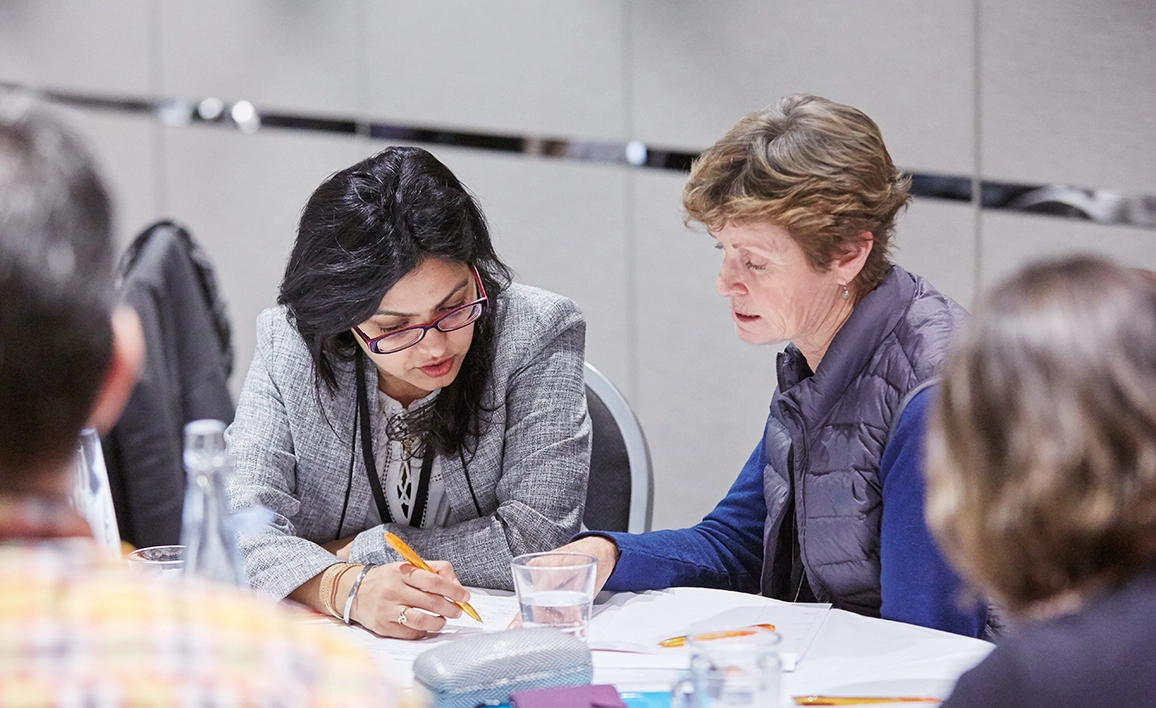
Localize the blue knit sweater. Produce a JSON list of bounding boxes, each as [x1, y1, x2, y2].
[[593, 387, 985, 638]]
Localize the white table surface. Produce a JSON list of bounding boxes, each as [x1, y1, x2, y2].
[[588, 588, 992, 702], [326, 586, 994, 704]]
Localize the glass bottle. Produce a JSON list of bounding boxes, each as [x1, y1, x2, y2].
[[179, 419, 246, 586], [71, 428, 121, 558]]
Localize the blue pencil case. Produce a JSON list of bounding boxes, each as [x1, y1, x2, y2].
[[412, 628, 593, 708]]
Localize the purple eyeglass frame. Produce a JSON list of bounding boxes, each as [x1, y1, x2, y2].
[[353, 266, 488, 355]]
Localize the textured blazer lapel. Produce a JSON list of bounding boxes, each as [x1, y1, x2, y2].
[[330, 352, 377, 536], [439, 447, 476, 525], [436, 310, 516, 526]]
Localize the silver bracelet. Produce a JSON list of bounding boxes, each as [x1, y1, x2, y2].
[[343, 564, 373, 625]]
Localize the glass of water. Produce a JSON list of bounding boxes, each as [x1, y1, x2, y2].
[[671, 626, 782, 707], [126, 544, 186, 580], [511, 552, 597, 640]]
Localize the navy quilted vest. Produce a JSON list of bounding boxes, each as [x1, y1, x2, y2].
[[759, 265, 967, 616]]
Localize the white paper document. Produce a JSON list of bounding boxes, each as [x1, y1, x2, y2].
[[587, 586, 830, 671]]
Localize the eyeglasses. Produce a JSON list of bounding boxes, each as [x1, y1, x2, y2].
[[354, 266, 488, 355]]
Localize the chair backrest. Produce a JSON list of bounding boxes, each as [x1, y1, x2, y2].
[[583, 362, 654, 533], [103, 221, 235, 548]]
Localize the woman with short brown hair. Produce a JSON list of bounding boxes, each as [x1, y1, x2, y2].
[[682, 94, 908, 302], [555, 94, 988, 636], [929, 255, 1156, 705]]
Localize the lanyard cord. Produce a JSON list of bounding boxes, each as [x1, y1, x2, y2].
[[356, 353, 432, 528]]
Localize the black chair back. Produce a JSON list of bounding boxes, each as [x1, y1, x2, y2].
[[582, 363, 653, 533], [584, 384, 632, 532]]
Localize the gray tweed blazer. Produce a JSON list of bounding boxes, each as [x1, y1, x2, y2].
[[226, 283, 591, 598]]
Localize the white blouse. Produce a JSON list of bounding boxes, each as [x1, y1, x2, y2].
[[363, 388, 452, 529]]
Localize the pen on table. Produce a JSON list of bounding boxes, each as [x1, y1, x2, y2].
[[383, 532, 482, 623], [658, 623, 777, 648]]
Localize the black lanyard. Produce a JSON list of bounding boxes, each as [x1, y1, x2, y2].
[[355, 354, 433, 528]]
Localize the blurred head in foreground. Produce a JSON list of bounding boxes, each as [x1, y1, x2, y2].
[[0, 97, 396, 707], [927, 255, 1156, 616], [0, 98, 142, 494]]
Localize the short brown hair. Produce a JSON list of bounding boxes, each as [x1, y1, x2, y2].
[[682, 94, 910, 300], [0, 102, 114, 488], [926, 256, 1156, 615]]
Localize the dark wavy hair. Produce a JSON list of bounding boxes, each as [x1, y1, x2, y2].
[[279, 146, 512, 455]]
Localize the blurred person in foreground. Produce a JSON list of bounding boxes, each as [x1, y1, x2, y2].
[[0, 100, 392, 705], [930, 256, 1156, 707], [555, 94, 988, 636]]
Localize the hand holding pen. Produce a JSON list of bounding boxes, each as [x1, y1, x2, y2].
[[385, 532, 482, 622], [330, 533, 475, 639]]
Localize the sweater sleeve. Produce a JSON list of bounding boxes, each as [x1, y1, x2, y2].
[[879, 387, 985, 637], [581, 438, 768, 593]]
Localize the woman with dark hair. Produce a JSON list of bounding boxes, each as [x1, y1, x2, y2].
[[227, 146, 591, 639], [551, 94, 989, 636], [928, 256, 1156, 706]]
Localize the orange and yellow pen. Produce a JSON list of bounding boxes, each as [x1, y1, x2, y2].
[[658, 623, 777, 648], [383, 532, 482, 622]]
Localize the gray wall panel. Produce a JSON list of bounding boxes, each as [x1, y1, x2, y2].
[[632, 170, 779, 530], [890, 200, 978, 309], [411, 146, 632, 392], [163, 127, 368, 395], [364, 0, 626, 140], [979, 213, 1156, 292], [981, 0, 1156, 192], [159, 0, 362, 114], [50, 107, 160, 252], [630, 0, 976, 175], [0, 0, 153, 94]]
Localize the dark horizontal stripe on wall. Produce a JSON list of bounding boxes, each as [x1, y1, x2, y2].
[[3, 81, 1153, 231], [258, 114, 359, 134]]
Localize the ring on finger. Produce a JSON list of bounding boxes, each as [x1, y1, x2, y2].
[[398, 607, 409, 626]]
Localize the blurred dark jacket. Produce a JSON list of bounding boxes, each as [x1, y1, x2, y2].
[[102, 221, 234, 548], [943, 568, 1156, 707]]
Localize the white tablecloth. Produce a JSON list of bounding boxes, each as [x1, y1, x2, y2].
[[330, 586, 994, 704], [594, 605, 991, 701]]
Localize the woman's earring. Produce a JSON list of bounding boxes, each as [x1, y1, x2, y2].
[[841, 283, 850, 301]]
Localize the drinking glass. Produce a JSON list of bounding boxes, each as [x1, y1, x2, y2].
[[511, 552, 597, 640], [70, 428, 121, 557], [127, 544, 186, 579], [671, 626, 782, 707]]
